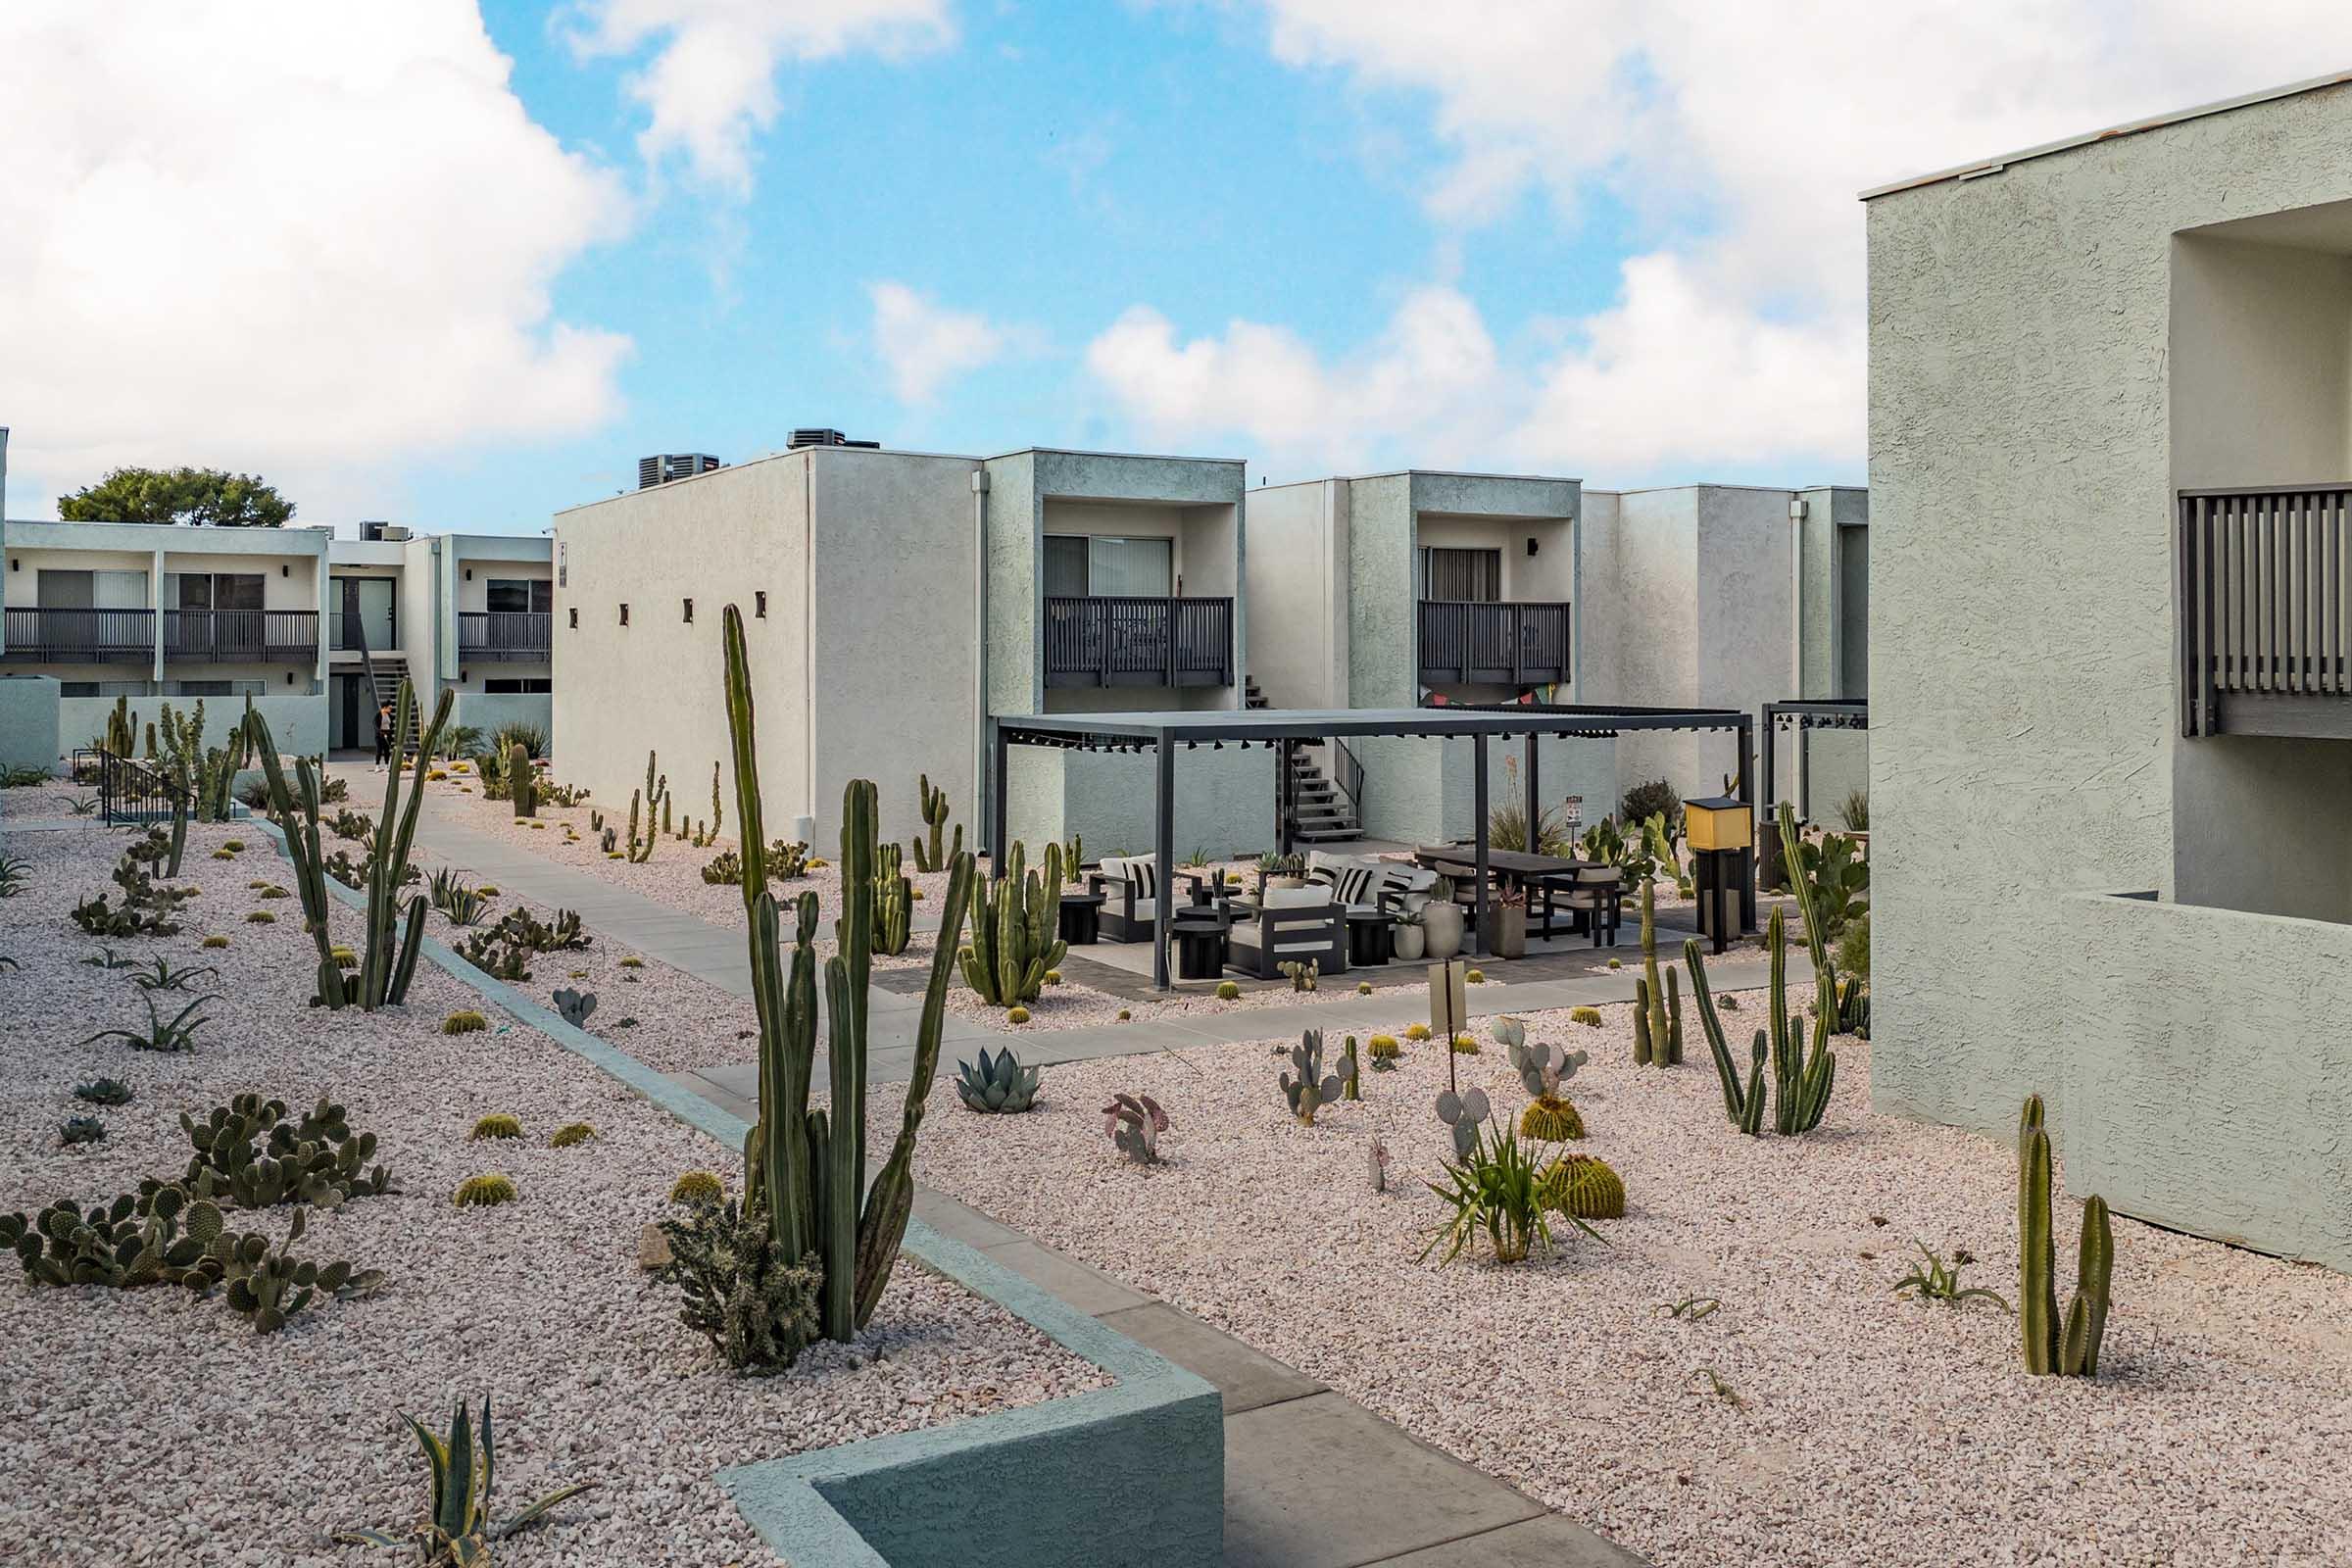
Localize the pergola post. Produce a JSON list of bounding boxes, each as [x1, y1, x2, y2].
[[1523, 731, 1539, 846], [1153, 729, 1174, 992], [1471, 732, 1490, 958], [1759, 705, 1777, 822], [1735, 712, 1757, 934], [1275, 737, 1292, 858]]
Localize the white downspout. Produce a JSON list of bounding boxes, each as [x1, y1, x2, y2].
[[972, 467, 990, 858]]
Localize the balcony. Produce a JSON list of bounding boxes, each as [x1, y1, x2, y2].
[[2179, 485, 2352, 737], [163, 610, 319, 664], [3, 608, 157, 663], [1418, 600, 1572, 687], [1043, 596, 1233, 688], [459, 611, 551, 662]]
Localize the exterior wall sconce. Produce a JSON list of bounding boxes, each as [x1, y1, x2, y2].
[[568, 608, 578, 629], [755, 591, 766, 618], [465, 567, 473, 580], [284, 671, 295, 685], [619, 604, 629, 625], [1526, 538, 1539, 557], [281, 564, 289, 576], [682, 598, 693, 623]]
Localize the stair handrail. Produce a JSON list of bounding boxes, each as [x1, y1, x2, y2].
[[1331, 737, 1365, 828]]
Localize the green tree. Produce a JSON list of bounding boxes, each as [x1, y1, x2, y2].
[[59, 466, 294, 528]]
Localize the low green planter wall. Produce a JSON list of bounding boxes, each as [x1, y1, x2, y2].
[[270, 820, 1224, 1566]]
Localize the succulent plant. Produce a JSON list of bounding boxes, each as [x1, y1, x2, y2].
[[1103, 1092, 1168, 1164], [202, 935, 229, 950], [551, 988, 597, 1028], [1434, 1085, 1493, 1159], [1687, 906, 1835, 1138], [336, 1397, 591, 1561], [1465, 968, 1486, 984], [670, 1169, 725, 1205], [471, 1113, 523, 1141], [126, 956, 217, 994], [73, 1077, 134, 1106], [656, 1197, 822, 1372], [1403, 1023, 1431, 1042], [217, 1204, 380, 1334], [956, 1047, 1042, 1113], [909, 772, 961, 873], [78, 993, 214, 1054], [1449, 1033, 1480, 1054], [1279, 959, 1320, 992], [1215, 980, 1242, 1001], [1280, 1030, 1345, 1125], [1, 1185, 222, 1292], [957, 840, 1068, 1006], [60, 1115, 107, 1146], [1539, 1153, 1625, 1219], [151, 1094, 393, 1212], [1005, 1005, 1031, 1025], [454, 1173, 517, 1207], [1338, 1037, 1362, 1100], [1367, 1138, 1392, 1194], [2019, 1095, 2112, 1376], [549, 1122, 597, 1148], [1633, 881, 1685, 1066], [442, 1010, 489, 1035]]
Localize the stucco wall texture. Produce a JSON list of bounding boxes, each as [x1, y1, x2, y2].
[[1866, 78, 2352, 1263]]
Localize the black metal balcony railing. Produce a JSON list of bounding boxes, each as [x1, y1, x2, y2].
[[1043, 596, 1233, 688], [2180, 485, 2352, 738], [162, 609, 319, 664], [3, 608, 157, 663], [459, 611, 552, 662], [1418, 600, 1572, 687]]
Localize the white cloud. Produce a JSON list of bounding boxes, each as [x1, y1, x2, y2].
[[868, 282, 1026, 404], [0, 2, 631, 521], [571, 0, 954, 195], [1100, 0, 2352, 480]]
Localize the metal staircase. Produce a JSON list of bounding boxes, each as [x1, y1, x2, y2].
[[343, 609, 416, 757], [1245, 675, 1272, 710], [1287, 743, 1363, 844]]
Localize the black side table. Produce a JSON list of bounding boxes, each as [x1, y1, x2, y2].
[[1346, 908, 1393, 967], [1170, 911, 1227, 980], [1058, 891, 1106, 945]]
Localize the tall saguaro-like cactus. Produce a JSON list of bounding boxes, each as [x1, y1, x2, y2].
[[909, 772, 960, 873], [1632, 880, 1683, 1065], [957, 840, 1067, 1007], [2018, 1094, 2114, 1377], [723, 605, 975, 1343], [252, 682, 450, 1009]]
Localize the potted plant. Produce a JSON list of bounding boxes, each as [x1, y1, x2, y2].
[[1258, 851, 1306, 893], [1484, 885, 1529, 959], [1419, 876, 1464, 960], [1390, 905, 1427, 961]]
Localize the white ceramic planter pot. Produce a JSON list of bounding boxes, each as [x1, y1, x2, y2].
[[1421, 902, 1464, 960], [1393, 922, 1427, 961]]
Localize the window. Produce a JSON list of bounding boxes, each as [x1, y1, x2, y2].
[[483, 677, 552, 695], [1042, 534, 1174, 598], [486, 578, 552, 613], [173, 680, 233, 697], [1422, 547, 1501, 602], [39, 568, 148, 610], [171, 572, 264, 611]]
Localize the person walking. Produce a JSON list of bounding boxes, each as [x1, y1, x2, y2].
[[372, 702, 394, 768]]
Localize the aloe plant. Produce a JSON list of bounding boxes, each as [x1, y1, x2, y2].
[[337, 1397, 591, 1562]]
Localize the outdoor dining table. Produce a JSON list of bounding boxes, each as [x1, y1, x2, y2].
[[1412, 846, 1607, 938]]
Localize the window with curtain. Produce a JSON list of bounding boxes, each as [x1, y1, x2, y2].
[[487, 578, 552, 613], [1042, 535, 1173, 597], [1422, 547, 1501, 602]]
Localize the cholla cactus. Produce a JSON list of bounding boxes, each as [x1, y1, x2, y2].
[[1280, 1030, 1344, 1125], [956, 1047, 1042, 1113], [1103, 1092, 1167, 1164], [1434, 1085, 1492, 1159]]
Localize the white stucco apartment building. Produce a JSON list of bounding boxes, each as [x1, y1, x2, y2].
[[1866, 72, 2352, 1268]]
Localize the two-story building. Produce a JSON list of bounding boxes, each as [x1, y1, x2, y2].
[[552, 441, 1267, 854]]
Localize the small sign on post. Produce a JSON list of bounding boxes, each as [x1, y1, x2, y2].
[[1563, 794, 1584, 832], [1430, 956, 1468, 1090]]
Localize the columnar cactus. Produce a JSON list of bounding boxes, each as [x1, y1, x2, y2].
[[1685, 905, 1835, 1136], [871, 841, 912, 956], [510, 743, 536, 817], [251, 682, 448, 1010], [1339, 1036, 1362, 1100], [626, 751, 666, 862], [724, 605, 976, 1348], [910, 772, 961, 873], [2019, 1094, 2114, 1377], [957, 840, 1067, 1006], [1633, 881, 1683, 1065], [1280, 1029, 1345, 1125]]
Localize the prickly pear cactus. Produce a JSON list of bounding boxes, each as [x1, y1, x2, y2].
[[1434, 1085, 1492, 1159], [1280, 1030, 1345, 1124]]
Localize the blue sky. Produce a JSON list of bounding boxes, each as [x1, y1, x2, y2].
[[10, 2, 2346, 535]]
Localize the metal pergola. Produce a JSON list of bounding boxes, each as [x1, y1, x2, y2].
[[1759, 698, 1868, 822], [991, 704, 1755, 991]]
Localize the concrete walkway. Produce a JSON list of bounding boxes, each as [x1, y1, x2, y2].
[[409, 799, 1654, 1566]]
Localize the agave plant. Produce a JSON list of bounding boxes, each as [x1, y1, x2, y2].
[[955, 1047, 1042, 1113], [77, 994, 213, 1054], [126, 956, 218, 994], [337, 1397, 592, 1563]]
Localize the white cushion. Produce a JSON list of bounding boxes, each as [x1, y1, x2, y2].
[[1264, 886, 1333, 909]]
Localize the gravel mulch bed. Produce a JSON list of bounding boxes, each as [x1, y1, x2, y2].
[[0, 815, 1107, 1567], [900, 1002, 2352, 1568]]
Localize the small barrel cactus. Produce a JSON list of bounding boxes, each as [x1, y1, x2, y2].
[[1569, 1005, 1602, 1027], [669, 1169, 723, 1205], [442, 1010, 488, 1035], [1449, 1033, 1481, 1054], [1504, 1024, 1590, 1142], [956, 1047, 1042, 1113], [1215, 980, 1242, 1001], [1403, 1023, 1431, 1042], [1465, 968, 1486, 984], [470, 1113, 523, 1141], [1540, 1153, 1624, 1219], [1005, 1005, 1031, 1025], [549, 1122, 597, 1148], [453, 1173, 517, 1207], [202, 935, 229, 949]]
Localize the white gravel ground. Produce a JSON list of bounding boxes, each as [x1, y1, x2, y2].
[[900, 1003, 2352, 1568], [0, 814, 1106, 1567]]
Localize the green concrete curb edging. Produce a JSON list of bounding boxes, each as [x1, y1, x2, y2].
[[259, 820, 1225, 1567]]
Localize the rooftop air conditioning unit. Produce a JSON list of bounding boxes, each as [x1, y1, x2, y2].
[[639, 453, 724, 489], [786, 428, 880, 451], [378, 525, 413, 542]]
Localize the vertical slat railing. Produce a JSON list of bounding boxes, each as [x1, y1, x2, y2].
[[2180, 486, 2352, 734]]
